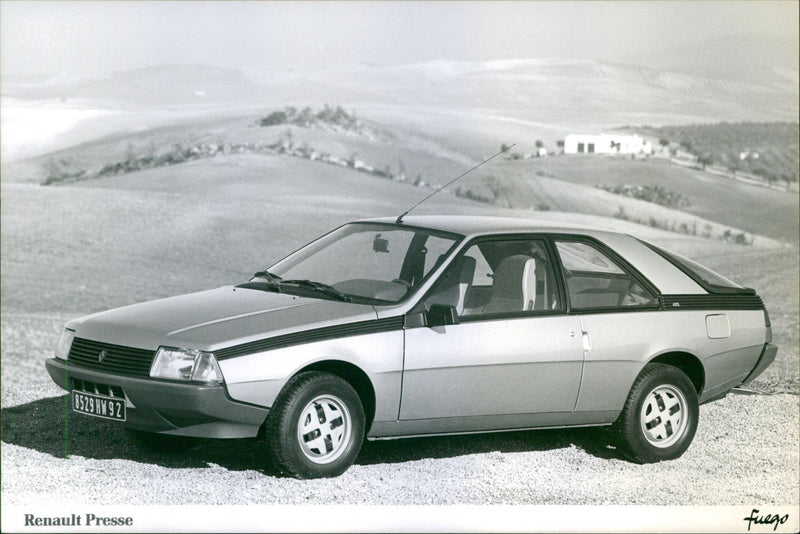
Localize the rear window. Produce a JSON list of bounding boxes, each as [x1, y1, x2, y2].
[[644, 243, 751, 293]]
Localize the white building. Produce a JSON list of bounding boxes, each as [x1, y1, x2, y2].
[[563, 134, 652, 155]]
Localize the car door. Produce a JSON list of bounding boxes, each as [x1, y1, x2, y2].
[[399, 236, 585, 421]]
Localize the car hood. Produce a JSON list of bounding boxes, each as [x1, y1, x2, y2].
[[66, 286, 379, 351]]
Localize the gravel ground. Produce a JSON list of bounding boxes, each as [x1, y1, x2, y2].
[[2, 313, 799, 508], [2, 383, 798, 506]]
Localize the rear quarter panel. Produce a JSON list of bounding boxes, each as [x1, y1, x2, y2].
[[576, 309, 765, 415], [700, 309, 766, 399]]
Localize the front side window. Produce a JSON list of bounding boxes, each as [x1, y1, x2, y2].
[[423, 238, 563, 318], [555, 240, 657, 310], [266, 223, 460, 304]]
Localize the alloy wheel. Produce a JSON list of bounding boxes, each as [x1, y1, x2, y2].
[[296, 394, 352, 464], [639, 384, 688, 448]]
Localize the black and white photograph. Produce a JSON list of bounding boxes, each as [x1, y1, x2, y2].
[[1, 1, 798, 532]]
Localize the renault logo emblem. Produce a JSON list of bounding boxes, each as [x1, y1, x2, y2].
[[98, 350, 107, 363]]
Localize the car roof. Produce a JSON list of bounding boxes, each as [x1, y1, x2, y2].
[[360, 215, 621, 239]]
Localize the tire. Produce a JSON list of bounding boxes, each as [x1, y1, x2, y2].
[[265, 371, 365, 479], [614, 363, 698, 463], [125, 428, 197, 453]]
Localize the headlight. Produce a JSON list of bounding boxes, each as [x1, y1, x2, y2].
[[150, 347, 223, 383], [55, 328, 76, 360]]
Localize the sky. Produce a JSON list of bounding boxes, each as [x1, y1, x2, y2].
[[1, 0, 798, 80]]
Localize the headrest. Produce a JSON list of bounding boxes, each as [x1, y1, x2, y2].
[[490, 255, 531, 299]]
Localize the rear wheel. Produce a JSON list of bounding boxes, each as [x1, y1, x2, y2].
[[615, 363, 698, 463], [265, 371, 365, 479]]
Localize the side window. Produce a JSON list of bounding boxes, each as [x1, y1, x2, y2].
[[555, 240, 657, 310], [423, 238, 563, 318], [423, 235, 459, 276]]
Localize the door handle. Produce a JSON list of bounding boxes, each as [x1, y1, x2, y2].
[[582, 331, 592, 354]]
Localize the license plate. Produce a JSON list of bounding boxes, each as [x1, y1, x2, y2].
[[71, 390, 126, 421]]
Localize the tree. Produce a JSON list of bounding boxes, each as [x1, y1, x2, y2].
[[697, 154, 713, 170], [535, 140, 544, 149], [297, 107, 314, 126], [259, 111, 287, 126]]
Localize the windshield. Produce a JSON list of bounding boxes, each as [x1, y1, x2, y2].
[[263, 223, 462, 304]]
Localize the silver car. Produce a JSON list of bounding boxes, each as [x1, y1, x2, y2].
[[46, 216, 777, 478]]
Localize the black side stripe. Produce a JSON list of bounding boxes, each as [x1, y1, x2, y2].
[[215, 316, 405, 361], [660, 294, 764, 311]]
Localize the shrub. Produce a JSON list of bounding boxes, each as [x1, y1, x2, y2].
[[596, 184, 690, 208], [259, 111, 288, 126]]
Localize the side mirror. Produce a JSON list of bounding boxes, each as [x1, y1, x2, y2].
[[427, 304, 459, 327]]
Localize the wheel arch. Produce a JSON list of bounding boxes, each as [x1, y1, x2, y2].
[[291, 360, 376, 434], [646, 351, 705, 395]]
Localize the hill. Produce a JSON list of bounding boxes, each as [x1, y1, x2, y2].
[[266, 58, 799, 132], [627, 33, 799, 85], [5, 106, 794, 245], [485, 155, 798, 245], [3, 57, 797, 163], [639, 122, 799, 185], [1, 152, 724, 314], [3, 149, 797, 394], [3, 64, 263, 106]]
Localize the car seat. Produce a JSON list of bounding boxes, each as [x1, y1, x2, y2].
[[485, 255, 537, 313]]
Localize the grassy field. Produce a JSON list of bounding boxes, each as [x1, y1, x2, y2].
[[1, 109, 798, 395], [494, 155, 799, 244], [2, 146, 797, 392], [640, 122, 799, 183]]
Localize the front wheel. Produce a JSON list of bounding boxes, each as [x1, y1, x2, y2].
[[265, 371, 365, 479], [614, 363, 698, 463]]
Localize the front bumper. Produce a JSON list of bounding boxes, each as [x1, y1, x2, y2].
[[741, 343, 778, 385], [46, 358, 268, 438]]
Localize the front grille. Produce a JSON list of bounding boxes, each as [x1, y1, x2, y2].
[[72, 378, 125, 398], [68, 338, 155, 378]]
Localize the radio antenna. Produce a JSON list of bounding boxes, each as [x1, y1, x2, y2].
[[395, 143, 515, 223]]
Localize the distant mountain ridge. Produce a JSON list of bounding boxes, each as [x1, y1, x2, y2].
[[2, 57, 797, 154], [629, 33, 799, 85], [4, 64, 263, 105]]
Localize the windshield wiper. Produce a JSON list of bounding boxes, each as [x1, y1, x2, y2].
[[241, 273, 352, 302], [279, 279, 353, 302], [252, 270, 283, 282]]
